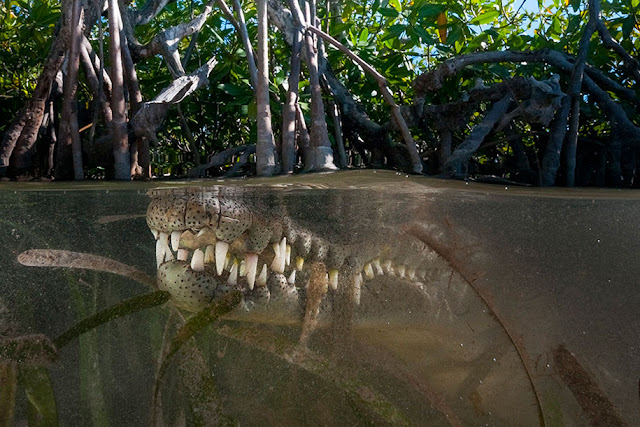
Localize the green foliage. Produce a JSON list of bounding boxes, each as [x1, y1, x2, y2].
[[0, 0, 60, 132], [0, 0, 638, 178]]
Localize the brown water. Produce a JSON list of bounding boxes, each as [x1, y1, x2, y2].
[[0, 170, 638, 426]]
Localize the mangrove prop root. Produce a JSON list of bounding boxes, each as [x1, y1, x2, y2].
[[17, 249, 156, 289], [553, 344, 628, 426], [53, 291, 171, 349]]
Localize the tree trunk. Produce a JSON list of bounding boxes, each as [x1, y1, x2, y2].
[[281, 13, 302, 174], [255, 0, 277, 176], [303, 0, 335, 171], [108, 0, 130, 180], [56, 0, 84, 180]]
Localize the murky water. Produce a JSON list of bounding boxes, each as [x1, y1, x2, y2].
[[1, 170, 638, 426]]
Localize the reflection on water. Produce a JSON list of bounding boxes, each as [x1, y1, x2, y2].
[[1, 170, 638, 425]]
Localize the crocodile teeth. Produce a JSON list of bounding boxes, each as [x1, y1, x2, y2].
[[239, 260, 246, 277], [271, 237, 287, 274], [418, 269, 426, 280], [245, 253, 258, 290], [329, 269, 339, 290], [256, 264, 268, 287], [197, 229, 206, 237], [383, 260, 395, 275], [373, 257, 383, 275], [204, 245, 214, 264], [407, 268, 416, 280], [285, 244, 291, 266], [354, 273, 363, 305], [227, 261, 238, 286], [164, 250, 174, 262], [287, 270, 296, 285], [171, 231, 181, 252], [215, 241, 229, 275], [156, 233, 168, 267], [191, 248, 205, 272], [177, 249, 189, 261], [296, 256, 304, 271], [397, 265, 406, 278], [151, 229, 159, 240], [363, 263, 374, 279]]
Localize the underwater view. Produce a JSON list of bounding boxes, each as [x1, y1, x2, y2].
[[1, 170, 639, 426]]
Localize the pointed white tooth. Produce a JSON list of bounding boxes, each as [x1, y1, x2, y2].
[[277, 238, 287, 273], [382, 260, 394, 275], [407, 268, 416, 280], [287, 270, 296, 285], [227, 261, 238, 286], [151, 229, 159, 240], [245, 253, 258, 290], [271, 243, 281, 272], [177, 249, 189, 261], [197, 229, 206, 237], [418, 269, 426, 280], [354, 273, 362, 305], [329, 269, 339, 290], [225, 255, 234, 271], [271, 239, 286, 274], [156, 238, 166, 267], [164, 250, 174, 262], [215, 241, 230, 275], [204, 245, 215, 263], [373, 258, 383, 275], [171, 231, 181, 252], [397, 265, 406, 278], [296, 256, 305, 271], [256, 264, 268, 287], [285, 244, 291, 266], [239, 260, 246, 277], [364, 263, 374, 279], [191, 249, 205, 272]]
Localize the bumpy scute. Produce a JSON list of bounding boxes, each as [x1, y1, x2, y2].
[[147, 196, 188, 232], [158, 261, 219, 311], [216, 199, 252, 242], [185, 195, 220, 230]]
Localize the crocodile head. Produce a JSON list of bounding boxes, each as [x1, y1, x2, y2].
[[146, 186, 444, 316]]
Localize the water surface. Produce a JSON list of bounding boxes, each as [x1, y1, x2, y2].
[[1, 170, 638, 425]]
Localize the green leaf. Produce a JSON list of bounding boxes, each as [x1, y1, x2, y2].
[[389, 0, 402, 13], [470, 10, 500, 25], [359, 28, 369, 44], [378, 7, 399, 18]]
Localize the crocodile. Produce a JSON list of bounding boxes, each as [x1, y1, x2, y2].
[[146, 185, 474, 343]]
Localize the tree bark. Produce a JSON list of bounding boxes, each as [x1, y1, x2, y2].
[[108, 0, 130, 180], [565, 0, 600, 187], [541, 96, 570, 186], [281, 8, 302, 174], [255, 0, 277, 176], [303, 1, 335, 170], [56, 0, 84, 180]]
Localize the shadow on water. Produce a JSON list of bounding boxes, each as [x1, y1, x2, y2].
[[0, 170, 638, 426]]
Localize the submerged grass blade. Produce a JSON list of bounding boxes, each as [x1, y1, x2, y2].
[[17, 249, 157, 289], [0, 364, 18, 427], [53, 291, 170, 349], [151, 291, 242, 422], [19, 366, 58, 427]]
